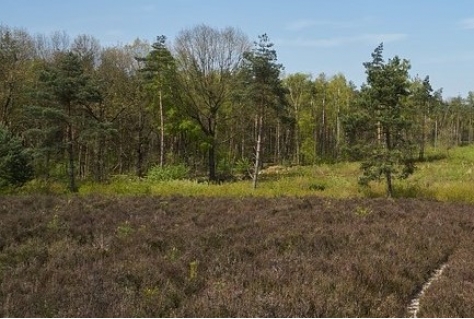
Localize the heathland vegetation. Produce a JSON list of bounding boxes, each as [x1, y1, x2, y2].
[[1, 196, 474, 317], [2, 24, 474, 317]]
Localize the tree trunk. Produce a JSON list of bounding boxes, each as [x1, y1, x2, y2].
[[136, 107, 144, 178], [207, 113, 218, 182], [419, 113, 426, 161], [276, 120, 281, 164], [320, 95, 326, 158], [253, 114, 263, 189], [159, 89, 165, 167], [208, 140, 217, 182], [311, 93, 317, 163], [385, 170, 393, 198], [67, 123, 78, 192], [96, 134, 105, 182], [334, 89, 340, 160], [294, 103, 300, 165], [384, 128, 393, 198]]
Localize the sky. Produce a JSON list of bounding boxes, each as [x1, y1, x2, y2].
[[2, 0, 474, 98]]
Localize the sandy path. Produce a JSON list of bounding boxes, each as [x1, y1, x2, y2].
[[407, 263, 448, 318]]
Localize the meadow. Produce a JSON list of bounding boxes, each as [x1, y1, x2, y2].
[[52, 144, 474, 202], [1, 145, 474, 317]]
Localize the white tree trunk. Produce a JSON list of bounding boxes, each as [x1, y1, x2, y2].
[[252, 114, 263, 189]]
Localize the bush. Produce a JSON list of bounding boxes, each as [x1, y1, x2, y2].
[[234, 158, 252, 178], [0, 127, 34, 189], [146, 164, 189, 182], [309, 182, 326, 191]]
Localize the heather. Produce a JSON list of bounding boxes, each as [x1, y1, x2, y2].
[[0, 195, 473, 317]]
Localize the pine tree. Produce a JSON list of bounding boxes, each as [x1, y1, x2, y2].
[[243, 34, 287, 189], [140, 35, 177, 167], [29, 51, 101, 192], [0, 126, 33, 189], [344, 43, 416, 197]]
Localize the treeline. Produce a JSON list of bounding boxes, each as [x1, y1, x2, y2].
[[1, 24, 474, 191]]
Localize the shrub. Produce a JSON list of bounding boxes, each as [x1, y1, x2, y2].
[[309, 182, 326, 191], [234, 158, 252, 178], [0, 127, 34, 189], [146, 164, 189, 182]]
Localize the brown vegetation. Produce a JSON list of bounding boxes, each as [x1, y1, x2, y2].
[[0, 195, 473, 317]]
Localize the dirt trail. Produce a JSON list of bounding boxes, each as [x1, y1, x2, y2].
[[407, 263, 448, 318]]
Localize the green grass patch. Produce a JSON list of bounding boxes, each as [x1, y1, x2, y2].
[[14, 145, 474, 203]]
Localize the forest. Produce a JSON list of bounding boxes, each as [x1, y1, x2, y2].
[[1, 23, 474, 194], [3, 24, 474, 317]]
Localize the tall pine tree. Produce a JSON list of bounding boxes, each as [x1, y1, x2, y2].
[[243, 34, 287, 189], [344, 43, 416, 197], [30, 51, 101, 192]]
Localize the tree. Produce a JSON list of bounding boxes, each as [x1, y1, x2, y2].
[[174, 24, 249, 182], [140, 35, 177, 167], [284, 73, 312, 165], [0, 126, 33, 189], [0, 26, 35, 131], [344, 43, 416, 197], [126, 39, 151, 178], [409, 76, 433, 160], [32, 51, 101, 192], [243, 34, 287, 189]]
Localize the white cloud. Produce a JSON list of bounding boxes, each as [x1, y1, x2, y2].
[[277, 33, 407, 48], [459, 18, 474, 29]]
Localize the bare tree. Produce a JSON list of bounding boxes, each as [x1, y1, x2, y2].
[[174, 24, 249, 181]]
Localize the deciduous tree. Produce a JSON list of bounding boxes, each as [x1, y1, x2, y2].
[[174, 24, 249, 182]]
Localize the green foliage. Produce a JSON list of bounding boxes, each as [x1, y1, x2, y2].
[[344, 43, 417, 197], [243, 34, 288, 115], [234, 158, 252, 177], [354, 205, 372, 217], [27, 51, 102, 192], [116, 221, 134, 239], [243, 33, 289, 188], [308, 182, 326, 191], [146, 164, 189, 181], [2, 23, 474, 201], [0, 126, 34, 189]]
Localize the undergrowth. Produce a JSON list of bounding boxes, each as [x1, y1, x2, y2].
[[13, 145, 474, 203]]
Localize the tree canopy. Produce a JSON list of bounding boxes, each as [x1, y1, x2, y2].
[[0, 24, 473, 193]]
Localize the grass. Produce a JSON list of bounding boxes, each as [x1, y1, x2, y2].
[[74, 162, 362, 198], [15, 144, 474, 202]]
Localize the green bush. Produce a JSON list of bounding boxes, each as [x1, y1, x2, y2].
[[146, 164, 189, 182], [0, 127, 34, 189], [234, 158, 252, 177]]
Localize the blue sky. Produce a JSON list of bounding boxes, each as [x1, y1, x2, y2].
[[2, 0, 474, 98]]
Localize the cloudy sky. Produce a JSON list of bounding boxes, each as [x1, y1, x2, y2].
[[2, 0, 474, 97]]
